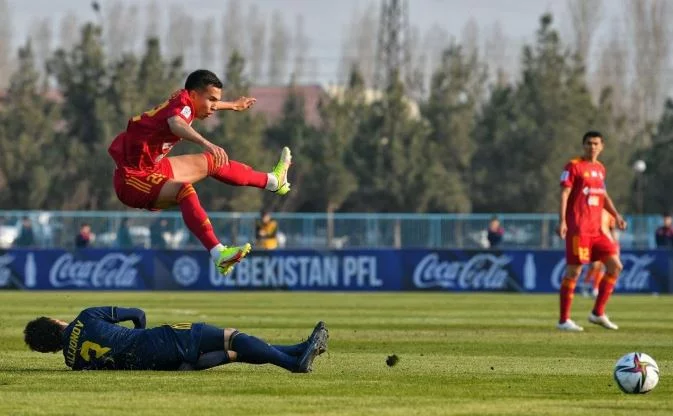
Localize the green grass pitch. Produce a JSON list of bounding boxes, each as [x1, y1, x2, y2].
[[0, 292, 672, 415]]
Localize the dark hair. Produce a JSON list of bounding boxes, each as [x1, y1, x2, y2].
[[24, 317, 64, 353], [664, 212, 672, 218], [185, 69, 223, 91], [80, 223, 90, 228], [582, 130, 603, 144]]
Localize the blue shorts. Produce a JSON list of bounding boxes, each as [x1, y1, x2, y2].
[[169, 323, 224, 364]]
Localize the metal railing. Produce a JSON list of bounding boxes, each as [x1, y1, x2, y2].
[[0, 211, 663, 250]]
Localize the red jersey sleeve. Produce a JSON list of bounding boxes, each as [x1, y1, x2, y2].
[[165, 90, 194, 123], [560, 161, 576, 188]]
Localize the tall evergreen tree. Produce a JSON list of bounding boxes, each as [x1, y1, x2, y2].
[[472, 14, 599, 213], [423, 45, 486, 212], [137, 38, 183, 108], [47, 24, 115, 209], [0, 42, 59, 208], [348, 71, 433, 212], [642, 99, 673, 213]]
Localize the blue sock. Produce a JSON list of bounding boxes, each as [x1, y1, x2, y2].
[[179, 351, 230, 371], [194, 351, 230, 370], [231, 333, 299, 372], [272, 341, 308, 357]]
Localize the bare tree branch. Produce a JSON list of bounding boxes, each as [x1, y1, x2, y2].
[[566, 0, 603, 62]]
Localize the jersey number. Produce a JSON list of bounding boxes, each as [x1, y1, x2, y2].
[[146, 172, 166, 185], [132, 100, 169, 122], [80, 341, 111, 362], [588, 196, 600, 206]]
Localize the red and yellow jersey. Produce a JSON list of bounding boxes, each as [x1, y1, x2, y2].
[[108, 89, 194, 172], [560, 157, 607, 236]]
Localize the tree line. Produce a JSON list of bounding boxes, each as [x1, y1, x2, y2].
[[0, 13, 671, 214]]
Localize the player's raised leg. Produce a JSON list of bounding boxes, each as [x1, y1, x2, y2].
[[557, 263, 584, 332], [203, 147, 292, 195], [168, 147, 292, 195], [154, 180, 250, 275], [588, 253, 622, 330]]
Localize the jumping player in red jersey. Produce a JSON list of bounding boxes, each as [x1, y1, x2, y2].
[[108, 69, 292, 275], [556, 131, 627, 332]]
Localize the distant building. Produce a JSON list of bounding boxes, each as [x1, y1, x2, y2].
[[323, 84, 421, 120]]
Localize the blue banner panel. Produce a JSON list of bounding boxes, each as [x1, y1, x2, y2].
[[0, 249, 154, 290], [0, 248, 671, 293], [154, 249, 401, 291], [399, 249, 671, 293]]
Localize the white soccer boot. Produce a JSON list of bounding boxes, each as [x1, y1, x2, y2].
[[556, 319, 584, 332], [588, 313, 618, 330]]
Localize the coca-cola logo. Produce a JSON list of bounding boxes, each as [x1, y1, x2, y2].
[[550, 254, 654, 291], [0, 254, 14, 287], [49, 253, 141, 288], [413, 253, 511, 290]]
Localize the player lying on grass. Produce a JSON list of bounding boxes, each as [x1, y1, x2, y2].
[[109, 69, 293, 276], [24, 306, 328, 372]]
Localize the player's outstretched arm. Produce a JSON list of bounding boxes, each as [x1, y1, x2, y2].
[[215, 97, 256, 112], [167, 116, 228, 167]]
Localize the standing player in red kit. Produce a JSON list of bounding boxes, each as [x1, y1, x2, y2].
[[556, 131, 627, 332], [108, 70, 292, 275]]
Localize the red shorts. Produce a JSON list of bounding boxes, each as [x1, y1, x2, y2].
[[565, 232, 618, 265], [113, 159, 173, 210]]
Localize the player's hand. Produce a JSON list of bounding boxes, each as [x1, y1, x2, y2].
[[204, 142, 229, 167], [232, 96, 256, 111], [556, 222, 568, 240], [616, 215, 627, 230]]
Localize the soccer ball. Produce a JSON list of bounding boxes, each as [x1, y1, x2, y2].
[[613, 352, 659, 394]]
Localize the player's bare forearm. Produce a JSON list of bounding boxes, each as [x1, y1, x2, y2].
[[559, 188, 571, 223], [603, 194, 621, 219], [604, 194, 627, 229], [167, 116, 210, 147], [216, 97, 256, 112], [215, 101, 236, 111]]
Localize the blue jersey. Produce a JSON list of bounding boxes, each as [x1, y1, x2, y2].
[[61, 307, 204, 371]]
